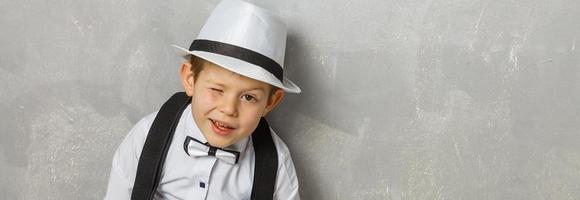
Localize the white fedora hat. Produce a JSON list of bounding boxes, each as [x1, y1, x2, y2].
[[171, 0, 301, 93]]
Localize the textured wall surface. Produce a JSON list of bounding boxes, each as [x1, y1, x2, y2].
[[1, 0, 579, 199]]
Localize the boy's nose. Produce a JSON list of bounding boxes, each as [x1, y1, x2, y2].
[[219, 95, 238, 117]]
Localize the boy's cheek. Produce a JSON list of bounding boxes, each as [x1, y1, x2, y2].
[[239, 111, 263, 131], [196, 92, 216, 107]]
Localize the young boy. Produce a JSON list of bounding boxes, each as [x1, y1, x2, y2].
[[104, 0, 301, 199]]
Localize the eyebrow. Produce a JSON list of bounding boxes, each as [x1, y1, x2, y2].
[[205, 80, 267, 93], [245, 87, 267, 94], [205, 80, 226, 88]]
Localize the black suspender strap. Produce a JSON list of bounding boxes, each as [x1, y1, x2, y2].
[[250, 118, 279, 200], [131, 92, 191, 200], [131, 92, 279, 200]]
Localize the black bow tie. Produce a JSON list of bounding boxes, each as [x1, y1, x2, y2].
[[183, 136, 240, 164]]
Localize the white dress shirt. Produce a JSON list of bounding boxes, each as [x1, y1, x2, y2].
[[104, 105, 300, 200]]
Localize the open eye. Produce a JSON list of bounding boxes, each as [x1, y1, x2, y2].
[[241, 94, 257, 102]]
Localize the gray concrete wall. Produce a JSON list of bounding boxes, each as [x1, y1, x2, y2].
[[1, 0, 579, 199]]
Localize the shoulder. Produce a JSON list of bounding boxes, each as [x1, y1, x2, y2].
[[269, 128, 300, 198], [132, 111, 159, 137], [269, 129, 293, 165], [106, 111, 160, 196], [112, 111, 159, 173], [123, 111, 159, 156]]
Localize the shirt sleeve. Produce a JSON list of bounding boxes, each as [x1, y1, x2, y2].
[[270, 130, 301, 200], [104, 112, 157, 200]]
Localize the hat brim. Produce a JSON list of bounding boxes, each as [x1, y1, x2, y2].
[[171, 44, 301, 93]]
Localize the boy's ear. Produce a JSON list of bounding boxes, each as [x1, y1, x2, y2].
[[262, 88, 285, 116], [179, 60, 194, 96]]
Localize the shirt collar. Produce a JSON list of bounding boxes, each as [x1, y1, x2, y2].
[[182, 104, 249, 154]]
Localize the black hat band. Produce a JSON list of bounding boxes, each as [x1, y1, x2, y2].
[[189, 39, 283, 81]]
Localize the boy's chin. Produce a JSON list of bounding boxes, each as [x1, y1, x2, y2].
[[207, 141, 229, 148], [203, 132, 235, 148]]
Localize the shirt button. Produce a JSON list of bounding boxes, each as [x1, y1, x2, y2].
[[199, 182, 206, 188]]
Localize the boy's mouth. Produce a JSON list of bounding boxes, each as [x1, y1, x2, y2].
[[209, 118, 235, 135]]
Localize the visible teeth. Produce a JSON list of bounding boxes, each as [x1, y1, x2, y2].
[[213, 120, 232, 129]]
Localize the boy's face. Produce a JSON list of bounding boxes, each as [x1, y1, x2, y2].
[[180, 60, 284, 148]]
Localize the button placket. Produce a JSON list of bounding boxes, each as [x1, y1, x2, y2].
[[197, 157, 217, 200]]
